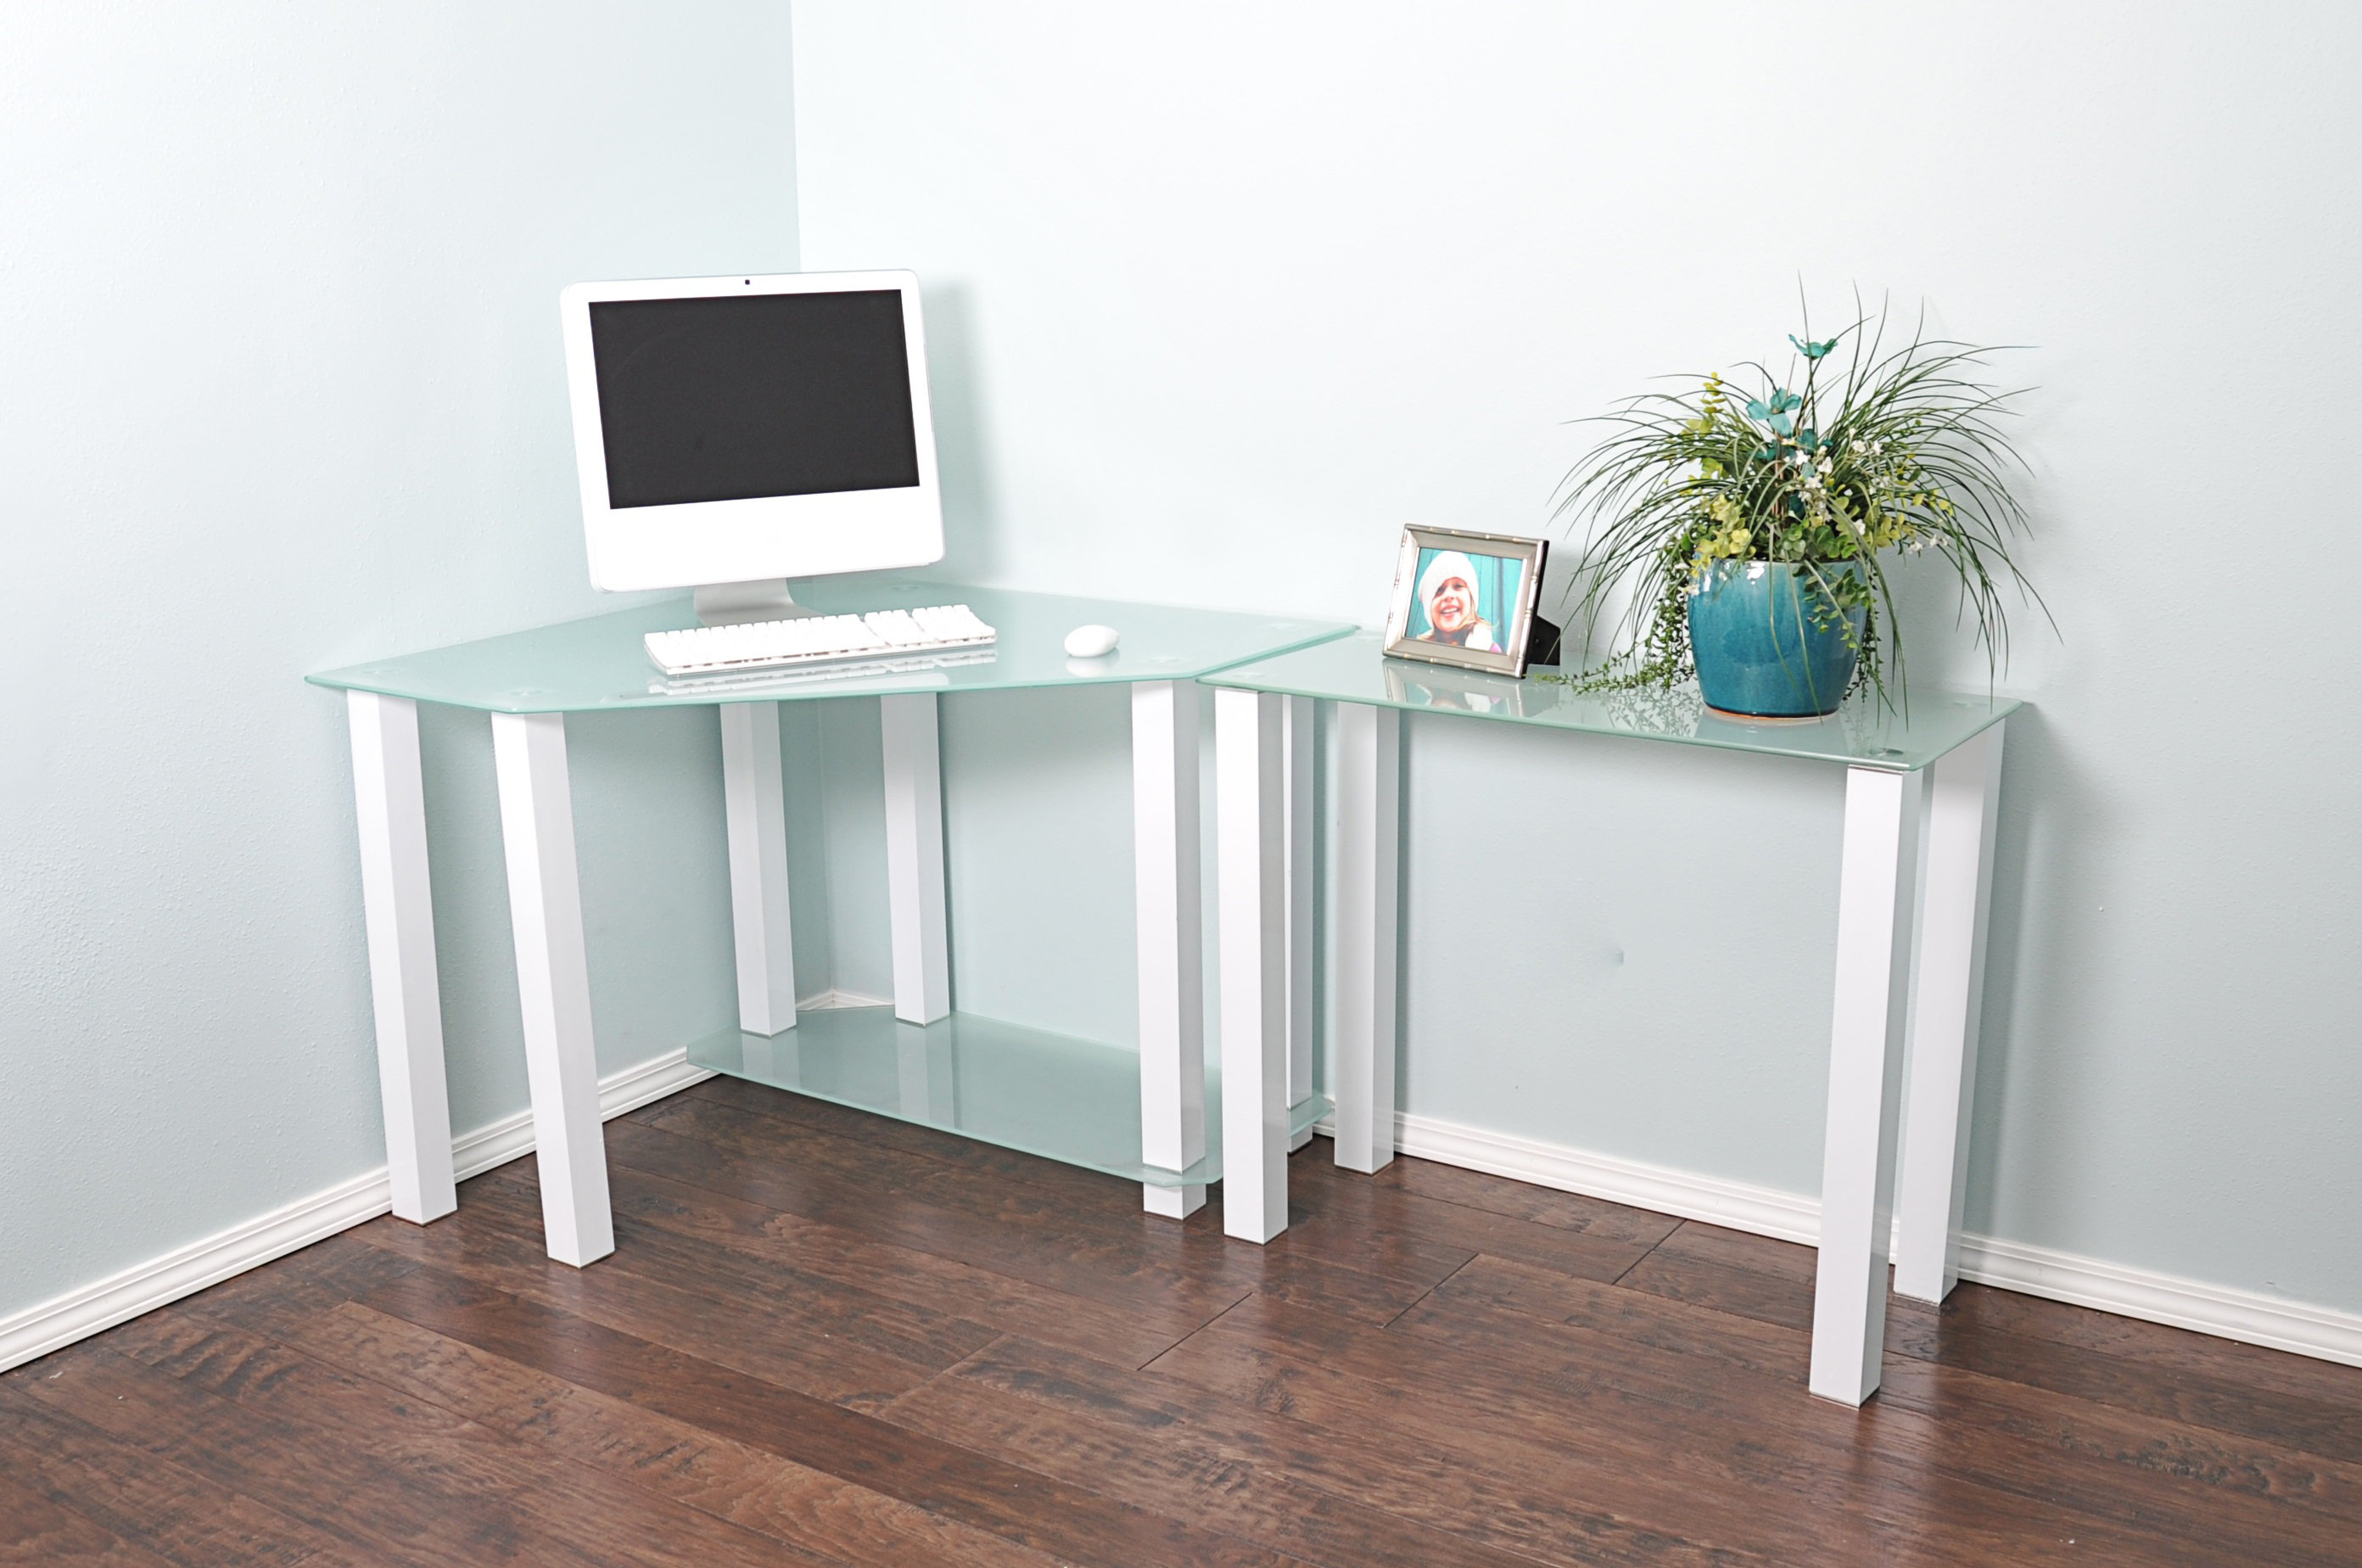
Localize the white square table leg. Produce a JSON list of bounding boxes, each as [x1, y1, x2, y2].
[[1894, 720, 2007, 1303], [1217, 686, 1290, 1242], [1132, 680, 1206, 1218], [1284, 694, 1316, 1151], [1810, 763, 1924, 1404], [1330, 701, 1400, 1174], [880, 692, 951, 1026], [490, 710, 613, 1268], [719, 700, 797, 1036], [345, 691, 456, 1225]]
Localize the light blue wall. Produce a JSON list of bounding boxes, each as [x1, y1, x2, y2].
[[0, 4, 794, 1320], [789, 2, 2362, 1313], [786, 680, 1150, 1048], [8, 0, 2358, 1341]]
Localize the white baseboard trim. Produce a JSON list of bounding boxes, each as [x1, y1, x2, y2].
[[1356, 1108, 1824, 1247], [0, 1049, 713, 1376], [1953, 1232, 2362, 1370], [1318, 1108, 2362, 1372], [796, 988, 893, 1012]]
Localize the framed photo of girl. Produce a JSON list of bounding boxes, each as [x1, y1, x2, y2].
[[1383, 524, 1550, 678]]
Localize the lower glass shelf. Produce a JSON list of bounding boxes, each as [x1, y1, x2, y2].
[[686, 1006, 1329, 1187]]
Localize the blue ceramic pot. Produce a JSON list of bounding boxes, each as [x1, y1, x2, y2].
[[1687, 560, 1865, 717]]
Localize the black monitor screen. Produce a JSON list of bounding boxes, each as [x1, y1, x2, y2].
[[589, 290, 921, 509]]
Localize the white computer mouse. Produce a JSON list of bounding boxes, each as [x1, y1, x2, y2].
[[1063, 624, 1120, 658]]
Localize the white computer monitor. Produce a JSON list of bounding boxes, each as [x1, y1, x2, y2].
[[558, 271, 943, 612]]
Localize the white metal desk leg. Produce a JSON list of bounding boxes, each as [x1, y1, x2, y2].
[[1217, 687, 1290, 1242], [345, 692, 456, 1224], [1132, 680, 1206, 1218], [490, 711, 613, 1268], [880, 693, 951, 1025], [1894, 721, 2007, 1303], [719, 701, 797, 1035], [1331, 702, 1399, 1174], [1810, 764, 1923, 1404], [1284, 695, 1315, 1151]]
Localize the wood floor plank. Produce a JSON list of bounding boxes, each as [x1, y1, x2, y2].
[[0, 1389, 389, 1568], [1394, 1241, 2362, 1538], [194, 1226, 423, 1311], [1134, 1320, 2260, 1568], [1613, 1220, 1818, 1332], [259, 1297, 1071, 1568], [0, 1467, 179, 1568], [1154, 1291, 2351, 1568], [1392, 1248, 2362, 1548], [1277, 1159, 1657, 1285], [1400, 1251, 1811, 1384], [933, 1331, 1822, 1567], [615, 1104, 1446, 1325], [607, 1111, 1253, 1319], [346, 1180, 966, 1406], [1234, 1281, 2362, 1535], [171, 1238, 1061, 1566], [878, 1353, 1583, 1568], [1884, 1296, 2362, 1465], [1875, 1353, 2362, 1527], [1363, 1153, 1686, 1247], [469, 1171, 1006, 1377], [1895, 1281, 2362, 1404], [1214, 1188, 1480, 1293], [350, 1257, 1293, 1568], [19, 1341, 618, 1567], [85, 1312, 851, 1568], [508, 1156, 1207, 1367]]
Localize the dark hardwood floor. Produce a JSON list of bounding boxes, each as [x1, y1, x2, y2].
[[8, 1076, 2361, 1565]]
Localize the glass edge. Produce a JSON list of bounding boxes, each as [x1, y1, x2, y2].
[[1198, 675, 2023, 770], [307, 619, 1360, 714], [1184, 621, 1360, 680]]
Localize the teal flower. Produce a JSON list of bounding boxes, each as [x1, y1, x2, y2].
[[1790, 334, 1839, 360], [1745, 389, 1802, 438]]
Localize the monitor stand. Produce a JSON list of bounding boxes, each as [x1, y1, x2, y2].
[[694, 578, 817, 626]]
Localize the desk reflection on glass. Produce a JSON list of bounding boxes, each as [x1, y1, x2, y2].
[[897, 1023, 959, 1123], [736, 1028, 800, 1084], [1384, 659, 1547, 718]]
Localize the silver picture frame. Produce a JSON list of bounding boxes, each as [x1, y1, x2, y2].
[[1382, 524, 1550, 678]]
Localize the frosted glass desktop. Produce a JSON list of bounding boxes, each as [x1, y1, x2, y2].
[[1206, 630, 2014, 770], [311, 580, 1344, 712], [311, 584, 1352, 1274]]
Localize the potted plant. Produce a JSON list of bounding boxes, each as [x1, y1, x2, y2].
[[1551, 305, 2040, 716]]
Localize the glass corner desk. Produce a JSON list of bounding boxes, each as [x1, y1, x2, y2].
[[1202, 631, 2018, 1406], [308, 581, 1351, 1272]]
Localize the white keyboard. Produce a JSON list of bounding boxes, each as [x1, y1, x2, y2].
[[644, 604, 997, 678]]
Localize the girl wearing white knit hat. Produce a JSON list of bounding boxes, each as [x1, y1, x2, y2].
[[1414, 550, 1503, 653]]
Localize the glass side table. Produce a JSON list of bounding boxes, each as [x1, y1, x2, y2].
[[311, 581, 1351, 1267], [1202, 631, 2018, 1406]]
